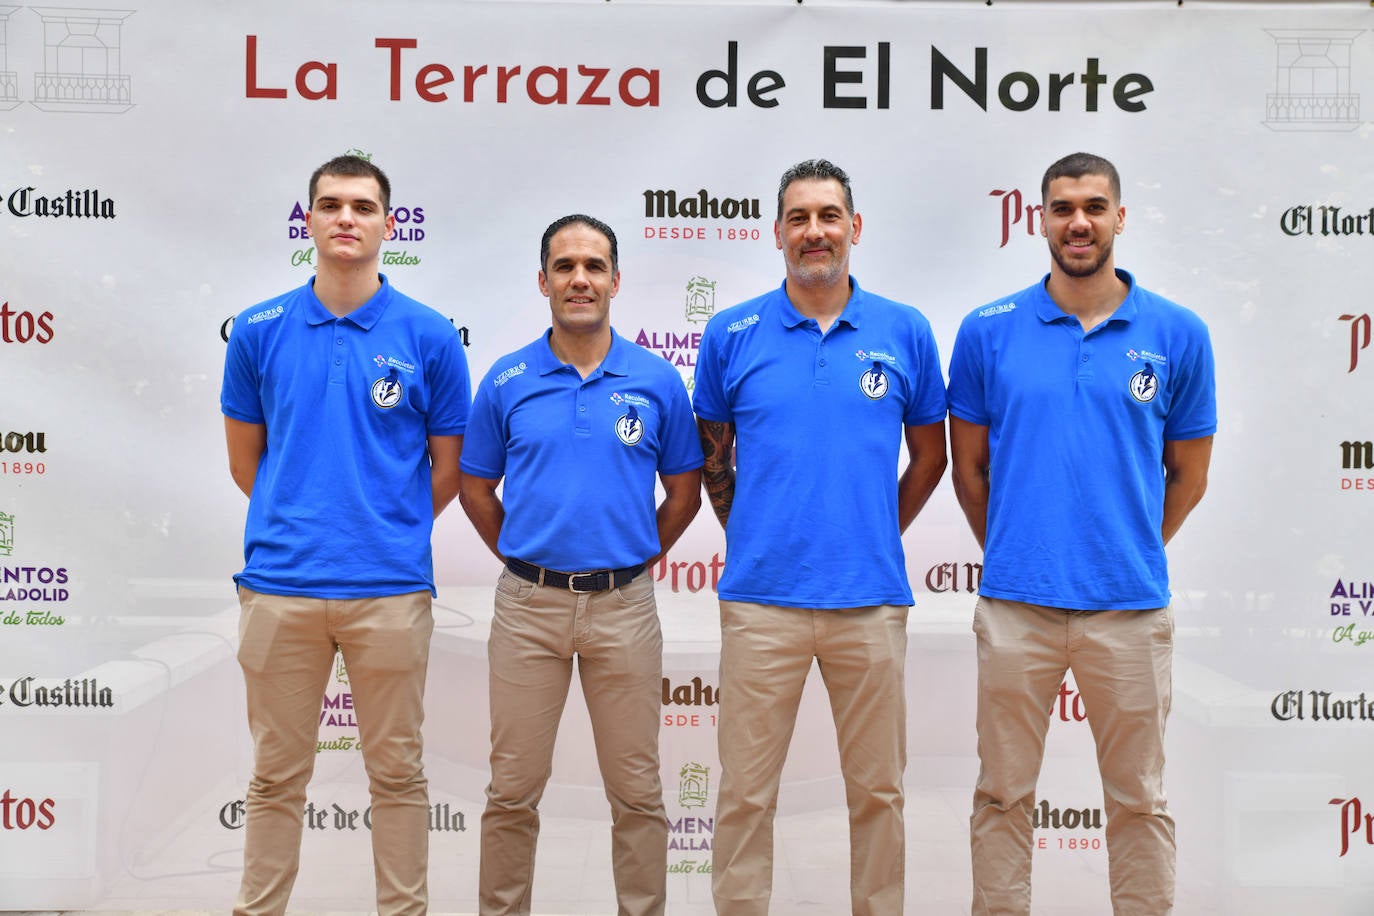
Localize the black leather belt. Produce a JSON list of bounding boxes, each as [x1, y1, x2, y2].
[[505, 557, 645, 593]]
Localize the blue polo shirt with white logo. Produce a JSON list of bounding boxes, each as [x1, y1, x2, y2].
[[946, 270, 1216, 610], [693, 278, 947, 609], [221, 275, 471, 598], [461, 329, 702, 571]]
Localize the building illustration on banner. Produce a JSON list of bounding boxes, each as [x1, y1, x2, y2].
[[31, 6, 134, 112], [1264, 28, 1364, 131], [0, 5, 135, 112], [0, 510, 13, 557], [0, 6, 19, 109], [678, 761, 709, 809], [684, 276, 716, 324]]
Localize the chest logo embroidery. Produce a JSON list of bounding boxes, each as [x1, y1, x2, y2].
[[860, 362, 890, 400], [615, 405, 645, 446], [371, 374, 404, 409], [1129, 363, 1159, 403]]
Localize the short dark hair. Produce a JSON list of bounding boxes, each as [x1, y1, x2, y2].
[[309, 155, 391, 212], [1041, 152, 1121, 205], [776, 159, 855, 221], [540, 214, 619, 273]]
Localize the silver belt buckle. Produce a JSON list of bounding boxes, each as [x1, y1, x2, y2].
[[568, 571, 603, 593]]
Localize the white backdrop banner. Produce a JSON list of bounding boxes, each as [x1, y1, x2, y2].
[[2, 1, 1373, 913]]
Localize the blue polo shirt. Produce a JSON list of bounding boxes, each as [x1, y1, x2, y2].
[[946, 270, 1216, 610], [693, 278, 947, 609], [221, 276, 471, 598], [461, 329, 702, 571]]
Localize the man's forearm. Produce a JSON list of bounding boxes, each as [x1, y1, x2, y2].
[[458, 479, 505, 560], [697, 419, 735, 529]]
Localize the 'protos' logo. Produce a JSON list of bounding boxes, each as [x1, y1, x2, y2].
[[0, 302, 55, 344], [0, 790, 56, 830]]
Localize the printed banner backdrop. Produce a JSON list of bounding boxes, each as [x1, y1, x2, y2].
[[2, 0, 1373, 912]]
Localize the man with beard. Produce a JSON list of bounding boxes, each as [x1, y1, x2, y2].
[[694, 159, 948, 914], [947, 152, 1216, 915]]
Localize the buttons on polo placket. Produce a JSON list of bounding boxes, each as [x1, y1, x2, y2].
[[330, 320, 348, 384], [1077, 338, 1094, 382]]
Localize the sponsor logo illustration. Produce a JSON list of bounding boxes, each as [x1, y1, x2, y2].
[[977, 302, 1017, 319], [0, 789, 55, 829], [1, 524, 69, 625], [1330, 577, 1374, 616], [0, 187, 115, 219], [1126, 348, 1166, 364], [631, 294, 705, 386], [219, 798, 465, 832], [650, 553, 725, 594], [493, 361, 528, 388], [1341, 440, 1374, 492], [1281, 204, 1374, 238], [634, 329, 702, 369], [1329, 579, 1374, 647], [1263, 29, 1364, 132], [1033, 800, 1104, 851], [0, 301, 55, 344], [643, 189, 763, 243], [925, 561, 983, 593], [1051, 681, 1089, 724], [989, 189, 1042, 248], [1330, 796, 1374, 856], [684, 276, 717, 325], [725, 314, 759, 334], [0, 6, 134, 113], [1272, 690, 1374, 722], [374, 353, 415, 374], [662, 676, 719, 728], [1340, 313, 1370, 373], [668, 761, 714, 873], [0, 676, 113, 709], [317, 653, 359, 753]]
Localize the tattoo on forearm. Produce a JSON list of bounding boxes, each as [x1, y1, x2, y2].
[[698, 421, 735, 525]]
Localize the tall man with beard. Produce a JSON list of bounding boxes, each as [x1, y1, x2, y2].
[[947, 152, 1216, 915], [694, 159, 948, 914]]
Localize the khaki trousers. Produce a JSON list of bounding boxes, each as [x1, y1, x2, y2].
[[712, 601, 908, 916], [970, 597, 1175, 916], [234, 587, 434, 916], [479, 569, 666, 916]]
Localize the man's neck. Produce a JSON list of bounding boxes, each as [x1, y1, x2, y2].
[[549, 326, 613, 379], [1045, 265, 1127, 333], [785, 275, 852, 334], [313, 261, 383, 317]]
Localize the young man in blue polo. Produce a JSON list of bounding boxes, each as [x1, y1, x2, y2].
[[221, 154, 470, 915], [948, 152, 1216, 916], [458, 214, 702, 916], [694, 159, 948, 915]]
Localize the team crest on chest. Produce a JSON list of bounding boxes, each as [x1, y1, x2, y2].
[[615, 404, 645, 446], [1129, 363, 1158, 403], [859, 361, 889, 400], [371, 374, 403, 409]]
